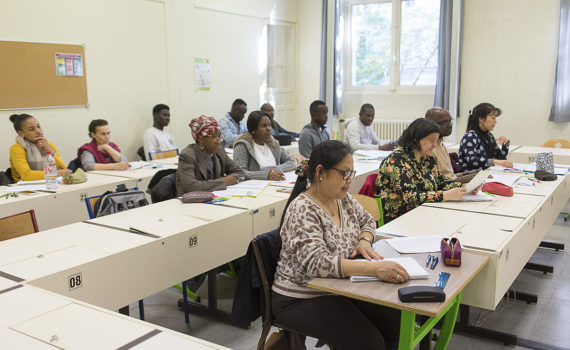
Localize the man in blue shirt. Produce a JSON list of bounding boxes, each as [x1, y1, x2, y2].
[[298, 100, 330, 158], [219, 99, 247, 148]]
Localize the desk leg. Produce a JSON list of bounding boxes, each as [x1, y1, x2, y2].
[[398, 292, 461, 350]]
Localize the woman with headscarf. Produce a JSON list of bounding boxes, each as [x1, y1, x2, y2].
[[9, 113, 71, 182], [175, 115, 244, 195]]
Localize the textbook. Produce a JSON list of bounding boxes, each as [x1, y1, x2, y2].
[[349, 257, 429, 282]]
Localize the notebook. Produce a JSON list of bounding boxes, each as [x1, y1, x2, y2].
[[350, 257, 429, 282]]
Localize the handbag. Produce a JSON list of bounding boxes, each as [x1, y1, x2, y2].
[[441, 238, 461, 267], [62, 168, 87, 184], [535, 152, 554, 173], [481, 182, 513, 197], [180, 191, 214, 203]]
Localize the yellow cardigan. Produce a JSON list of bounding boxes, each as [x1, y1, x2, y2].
[[9, 142, 67, 182]]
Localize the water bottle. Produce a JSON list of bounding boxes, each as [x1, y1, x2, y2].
[[44, 151, 58, 190]]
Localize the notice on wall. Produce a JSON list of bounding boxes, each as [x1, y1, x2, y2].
[[194, 57, 211, 91], [55, 53, 83, 76]]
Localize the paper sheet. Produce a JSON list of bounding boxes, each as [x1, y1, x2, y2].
[[128, 161, 162, 170], [350, 257, 429, 282], [459, 192, 494, 202], [465, 169, 491, 193], [353, 149, 392, 159], [212, 180, 269, 197], [385, 235, 443, 254], [485, 173, 521, 187]]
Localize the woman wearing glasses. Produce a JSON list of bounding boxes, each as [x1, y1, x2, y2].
[[233, 111, 296, 180], [272, 140, 408, 350], [175, 115, 244, 195], [375, 118, 465, 224]]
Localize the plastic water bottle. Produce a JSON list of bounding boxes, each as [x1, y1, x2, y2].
[[44, 151, 58, 190]]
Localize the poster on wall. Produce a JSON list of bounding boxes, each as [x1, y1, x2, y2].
[[55, 53, 83, 76], [194, 58, 211, 91]]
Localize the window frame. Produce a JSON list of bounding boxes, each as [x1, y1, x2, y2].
[[343, 0, 438, 94]]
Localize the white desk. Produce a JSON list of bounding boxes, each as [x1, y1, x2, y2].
[[152, 155, 179, 166], [282, 142, 299, 156], [0, 173, 138, 230], [89, 163, 177, 195], [0, 284, 228, 349], [509, 146, 570, 164]]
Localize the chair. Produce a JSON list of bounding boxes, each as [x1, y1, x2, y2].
[[353, 194, 381, 223], [84, 189, 145, 320], [148, 148, 179, 161], [67, 158, 79, 172], [0, 210, 39, 241], [137, 146, 146, 161], [541, 138, 570, 149], [356, 174, 385, 227]]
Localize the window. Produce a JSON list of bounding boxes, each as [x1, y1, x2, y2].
[[346, 0, 440, 90]]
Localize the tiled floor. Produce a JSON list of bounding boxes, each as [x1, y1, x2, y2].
[[130, 201, 570, 350]]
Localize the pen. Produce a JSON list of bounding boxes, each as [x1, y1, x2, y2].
[[431, 257, 439, 270], [357, 157, 378, 161], [204, 198, 228, 204], [484, 191, 495, 197], [426, 254, 432, 267]]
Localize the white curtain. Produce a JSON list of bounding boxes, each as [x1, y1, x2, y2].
[[549, 0, 570, 123], [333, 0, 344, 115], [433, 0, 454, 111]]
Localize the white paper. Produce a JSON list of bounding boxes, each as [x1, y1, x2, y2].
[[128, 161, 161, 170], [465, 169, 491, 193], [269, 172, 298, 186], [459, 192, 494, 202], [385, 235, 443, 254], [16, 177, 62, 185], [485, 173, 521, 187], [350, 257, 429, 282], [231, 180, 269, 190], [353, 149, 392, 159], [212, 188, 264, 197]]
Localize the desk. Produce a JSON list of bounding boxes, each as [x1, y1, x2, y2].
[[89, 163, 177, 195], [308, 251, 489, 349], [509, 146, 570, 164], [152, 155, 179, 166], [0, 284, 228, 349], [282, 142, 299, 156], [0, 173, 138, 230]]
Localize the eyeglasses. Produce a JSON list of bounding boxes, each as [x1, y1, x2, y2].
[[331, 167, 356, 181], [206, 134, 224, 142]]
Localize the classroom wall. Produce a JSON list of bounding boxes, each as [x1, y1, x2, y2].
[[0, 0, 168, 168], [457, 0, 568, 146], [0, 0, 298, 171]]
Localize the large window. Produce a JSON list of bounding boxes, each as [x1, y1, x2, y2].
[[346, 0, 440, 90]]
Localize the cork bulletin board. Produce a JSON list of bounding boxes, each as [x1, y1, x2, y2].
[[0, 40, 88, 109]]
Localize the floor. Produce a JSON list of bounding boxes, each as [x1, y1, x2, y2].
[[128, 201, 570, 350]]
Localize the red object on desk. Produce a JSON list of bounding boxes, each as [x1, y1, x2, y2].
[[482, 182, 513, 197]]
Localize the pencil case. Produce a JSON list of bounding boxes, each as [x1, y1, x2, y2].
[[180, 191, 214, 203], [481, 182, 513, 197], [441, 238, 461, 267]]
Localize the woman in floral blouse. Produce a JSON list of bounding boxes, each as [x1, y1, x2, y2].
[[375, 118, 466, 223]]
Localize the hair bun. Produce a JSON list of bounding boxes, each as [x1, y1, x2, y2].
[[9, 114, 18, 123]]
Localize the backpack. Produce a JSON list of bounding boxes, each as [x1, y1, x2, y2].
[[146, 168, 177, 203], [93, 184, 149, 217]]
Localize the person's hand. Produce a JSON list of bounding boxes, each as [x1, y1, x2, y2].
[[373, 261, 410, 284], [290, 136, 296, 142], [496, 136, 509, 145], [494, 159, 513, 168], [350, 239, 382, 260], [224, 173, 240, 186], [115, 162, 131, 170], [268, 168, 285, 181], [471, 185, 482, 195], [35, 136, 53, 153], [57, 169, 72, 176], [291, 153, 305, 166], [443, 186, 466, 201], [379, 142, 397, 151], [97, 143, 111, 152]]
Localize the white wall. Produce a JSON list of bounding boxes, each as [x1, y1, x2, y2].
[[0, 0, 298, 171], [0, 0, 168, 169], [458, 0, 569, 146]]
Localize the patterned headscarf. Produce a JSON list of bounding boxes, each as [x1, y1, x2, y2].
[[189, 115, 220, 142]]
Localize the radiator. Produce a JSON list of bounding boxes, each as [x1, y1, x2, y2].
[[372, 119, 413, 141]]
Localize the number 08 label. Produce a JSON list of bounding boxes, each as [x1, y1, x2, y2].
[[68, 273, 82, 290]]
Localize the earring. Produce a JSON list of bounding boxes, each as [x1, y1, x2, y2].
[[320, 177, 323, 181], [199, 143, 205, 150]]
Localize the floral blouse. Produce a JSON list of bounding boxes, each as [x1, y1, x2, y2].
[[457, 130, 509, 171], [375, 147, 461, 223]]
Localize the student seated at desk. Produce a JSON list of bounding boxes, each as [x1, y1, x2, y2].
[[345, 103, 397, 151], [260, 102, 299, 141], [233, 111, 296, 180], [175, 115, 244, 195], [458, 102, 513, 171], [9, 114, 71, 182], [273, 140, 408, 350], [142, 104, 177, 159], [298, 100, 331, 158], [77, 119, 130, 171], [375, 118, 465, 224], [219, 98, 247, 148]]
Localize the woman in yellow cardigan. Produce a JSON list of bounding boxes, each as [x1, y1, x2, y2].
[[9, 114, 71, 182]]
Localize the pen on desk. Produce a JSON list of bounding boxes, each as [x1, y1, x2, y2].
[[357, 157, 379, 161], [426, 254, 432, 267], [431, 257, 439, 270], [484, 191, 495, 197], [204, 198, 228, 204]]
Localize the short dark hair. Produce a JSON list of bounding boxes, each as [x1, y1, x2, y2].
[[9, 114, 34, 132], [359, 103, 374, 114], [88, 119, 108, 137], [398, 118, 440, 151], [281, 140, 353, 227], [232, 99, 247, 109], [466, 102, 502, 133], [260, 103, 272, 111], [246, 110, 270, 133], [152, 104, 169, 115], [309, 100, 326, 116]]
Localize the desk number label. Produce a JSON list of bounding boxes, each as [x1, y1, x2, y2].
[[189, 235, 198, 248], [269, 208, 276, 219], [68, 273, 82, 290]]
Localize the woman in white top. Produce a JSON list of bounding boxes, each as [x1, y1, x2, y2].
[[233, 111, 296, 180]]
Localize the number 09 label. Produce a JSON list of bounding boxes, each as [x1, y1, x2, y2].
[[189, 234, 198, 248], [68, 273, 82, 290]]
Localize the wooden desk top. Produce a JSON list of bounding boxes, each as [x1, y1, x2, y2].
[[308, 251, 489, 318]]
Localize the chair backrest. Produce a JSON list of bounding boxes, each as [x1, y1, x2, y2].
[[137, 146, 146, 161], [148, 149, 179, 160], [0, 210, 39, 241], [67, 158, 79, 172], [357, 173, 379, 197], [353, 194, 380, 222], [85, 195, 102, 219], [541, 138, 570, 149]]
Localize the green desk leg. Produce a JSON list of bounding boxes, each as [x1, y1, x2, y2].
[[398, 292, 462, 350]]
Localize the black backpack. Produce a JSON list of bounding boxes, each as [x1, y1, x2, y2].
[[146, 168, 177, 203], [93, 184, 149, 217]]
